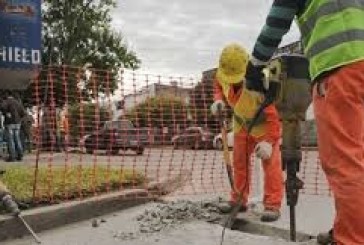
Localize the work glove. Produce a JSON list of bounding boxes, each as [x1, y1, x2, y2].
[[245, 61, 266, 93], [210, 100, 225, 116], [2, 194, 20, 216], [255, 141, 273, 160]]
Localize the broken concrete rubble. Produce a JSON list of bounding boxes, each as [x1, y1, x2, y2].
[[114, 198, 226, 240]]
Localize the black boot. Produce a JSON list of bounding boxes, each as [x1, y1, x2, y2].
[[260, 208, 280, 222], [217, 201, 247, 214], [317, 229, 334, 245]]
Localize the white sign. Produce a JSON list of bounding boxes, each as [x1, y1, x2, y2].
[[0, 46, 41, 65]]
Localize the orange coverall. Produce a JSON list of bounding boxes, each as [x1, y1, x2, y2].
[[313, 60, 364, 244], [214, 80, 283, 210]]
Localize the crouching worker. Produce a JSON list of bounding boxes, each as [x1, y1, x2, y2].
[[0, 180, 20, 216], [211, 43, 283, 222]]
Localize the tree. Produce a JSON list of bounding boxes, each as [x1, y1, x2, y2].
[[24, 0, 140, 106], [189, 68, 232, 133], [124, 96, 189, 131], [68, 103, 111, 140]]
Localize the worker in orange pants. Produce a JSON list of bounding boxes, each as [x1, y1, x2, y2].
[[243, 0, 364, 242], [232, 131, 283, 215], [313, 60, 364, 244], [211, 43, 283, 222]]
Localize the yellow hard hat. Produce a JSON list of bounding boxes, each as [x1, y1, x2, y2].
[[216, 43, 249, 85]]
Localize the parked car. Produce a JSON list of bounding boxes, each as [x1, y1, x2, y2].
[[83, 120, 148, 155], [171, 127, 214, 150], [213, 131, 234, 150]]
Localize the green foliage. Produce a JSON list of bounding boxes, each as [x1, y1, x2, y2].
[[42, 0, 140, 69], [189, 74, 233, 133], [68, 103, 112, 138], [125, 96, 189, 128], [1, 166, 145, 204], [24, 0, 140, 105], [189, 107, 217, 129]]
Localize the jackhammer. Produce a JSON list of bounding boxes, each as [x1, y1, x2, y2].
[[265, 54, 311, 241], [220, 54, 311, 244]]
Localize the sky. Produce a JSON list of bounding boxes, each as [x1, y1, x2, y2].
[[111, 0, 301, 77]]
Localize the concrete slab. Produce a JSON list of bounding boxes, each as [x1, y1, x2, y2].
[[2, 203, 315, 245], [0, 168, 193, 242], [0, 189, 152, 241], [0, 167, 334, 245], [247, 194, 335, 236], [162, 193, 335, 237]]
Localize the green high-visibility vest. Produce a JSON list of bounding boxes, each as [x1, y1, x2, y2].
[[297, 0, 364, 80]]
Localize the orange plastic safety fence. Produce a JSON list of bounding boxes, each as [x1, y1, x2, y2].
[[23, 66, 330, 205]]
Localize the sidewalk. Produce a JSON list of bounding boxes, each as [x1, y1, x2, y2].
[[269, 194, 334, 235], [1, 193, 334, 245], [2, 204, 306, 245]]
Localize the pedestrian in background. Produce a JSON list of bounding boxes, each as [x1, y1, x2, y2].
[[59, 105, 69, 151], [20, 110, 34, 153], [1, 91, 26, 162]]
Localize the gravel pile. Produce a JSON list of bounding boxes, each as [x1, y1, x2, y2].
[[114, 198, 226, 240]]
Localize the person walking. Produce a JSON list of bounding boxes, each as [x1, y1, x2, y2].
[[20, 110, 34, 153], [1, 92, 26, 162]]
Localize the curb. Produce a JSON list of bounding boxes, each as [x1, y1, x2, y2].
[[0, 189, 152, 241], [220, 211, 316, 243], [0, 169, 192, 242]]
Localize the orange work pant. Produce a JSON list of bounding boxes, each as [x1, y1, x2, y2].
[[231, 129, 283, 210], [313, 60, 364, 245]]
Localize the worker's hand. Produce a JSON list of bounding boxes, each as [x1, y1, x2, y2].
[[255, 141, 273, 160], [2, 194, 20, 216], [210, 100, 225, 116], [245, 61, 266, 93]]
